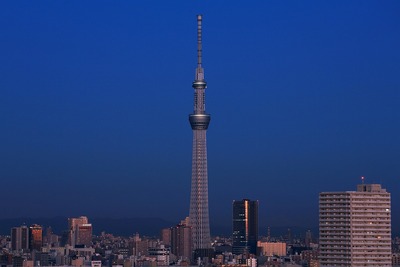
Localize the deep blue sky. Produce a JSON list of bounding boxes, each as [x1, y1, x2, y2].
[[1, 1, 400, 234]]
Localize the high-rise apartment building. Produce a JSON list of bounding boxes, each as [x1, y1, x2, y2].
[[188, 15, 211, 251], [319, 184, 391, 267], [232, 199, 259, 255]]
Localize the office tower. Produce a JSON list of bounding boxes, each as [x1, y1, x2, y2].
[[11, 225, 29, 251], [232, 199, 259, 255], [132, 234, 149, 257], [68, 216, 92, 247], [171, 223, 192, 261], [29, 224, 42, 251], [319, 184, 391, 267], [76, 223, 93, 247], [188, 14, 211, 250], [68, 216, 88, 245], [161, 228, 171, 246]]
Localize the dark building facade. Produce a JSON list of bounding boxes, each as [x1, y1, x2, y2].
[[232, 199, 258, 255], [11, 226, 29, 251]]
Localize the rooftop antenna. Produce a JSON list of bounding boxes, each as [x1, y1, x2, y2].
[[361, 176, 365, 185]]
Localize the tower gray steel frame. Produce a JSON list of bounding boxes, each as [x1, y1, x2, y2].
[[188, 14, 211, 250]]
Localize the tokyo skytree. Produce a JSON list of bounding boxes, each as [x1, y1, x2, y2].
[[188, 14, 211, 250]]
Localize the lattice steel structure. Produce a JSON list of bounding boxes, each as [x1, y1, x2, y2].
[[188, 14, 211, 250]]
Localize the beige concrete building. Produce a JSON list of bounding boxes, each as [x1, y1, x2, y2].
[[319, 184, 391, 267], [257, 241, 286, 256]]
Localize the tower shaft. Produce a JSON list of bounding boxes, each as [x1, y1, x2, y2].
[[189, 14, 211, 250]]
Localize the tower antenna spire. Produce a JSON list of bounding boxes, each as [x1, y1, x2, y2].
[[197, 14, 202, 68], [189, 14, 211, 251]]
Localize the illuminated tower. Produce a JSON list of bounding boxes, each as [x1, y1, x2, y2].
[[189, 14, 211, 250]]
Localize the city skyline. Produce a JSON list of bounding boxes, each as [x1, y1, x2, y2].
[[1, 1, 399, 233]]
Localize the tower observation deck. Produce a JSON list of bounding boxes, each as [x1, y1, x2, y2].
[[188, 14, 211, 250]]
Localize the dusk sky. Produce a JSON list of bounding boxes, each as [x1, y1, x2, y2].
[[1, 1, 399, 234]]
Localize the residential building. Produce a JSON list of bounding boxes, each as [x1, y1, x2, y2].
[[319, 184, 391, 267]]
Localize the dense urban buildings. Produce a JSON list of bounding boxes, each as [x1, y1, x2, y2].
[[1, 209, 399, 267], [319, 183, 391, 267], [188, 14, 212, 251], [232, 199, 259, 255]]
